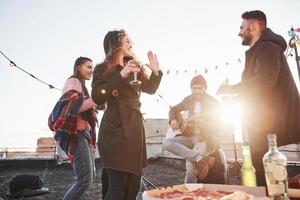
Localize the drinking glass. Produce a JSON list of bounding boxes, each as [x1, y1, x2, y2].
[[128, 60, 142, 85]]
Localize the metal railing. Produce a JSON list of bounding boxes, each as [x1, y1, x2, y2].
[[0, 145, 57, 160]]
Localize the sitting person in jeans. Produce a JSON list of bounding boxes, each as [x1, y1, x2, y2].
[[163, 74, 220, 183]]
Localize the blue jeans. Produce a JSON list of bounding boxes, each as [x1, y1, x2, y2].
[[104, 168, 141, 200], [163, 136, 208, 183], [63, 132, 96, 200]]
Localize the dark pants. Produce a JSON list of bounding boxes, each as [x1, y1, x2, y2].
[[248, 130, 268, 186], [101, 168, 108, 199], [104, 168, 141, 200]]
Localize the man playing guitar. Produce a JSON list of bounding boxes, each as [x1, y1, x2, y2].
[[163, 75, 220, 183]]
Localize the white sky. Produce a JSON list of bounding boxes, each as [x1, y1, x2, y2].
[[0, 0, 299, 148]]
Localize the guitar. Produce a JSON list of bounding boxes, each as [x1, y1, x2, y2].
[[165, 127, 181, 139], [167, 113, 204, 138]]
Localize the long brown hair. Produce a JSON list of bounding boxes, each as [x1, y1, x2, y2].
[[103, 29, 127, 72], [71, 56, 92, 97], [103, 29, 148, 79]]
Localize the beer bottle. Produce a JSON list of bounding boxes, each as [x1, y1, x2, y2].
[[241, 145, 257, 187]]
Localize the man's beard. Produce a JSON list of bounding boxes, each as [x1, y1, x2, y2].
[[193, 93, 202, 101], [241, 28, 252, 46], [242, 36, 251, 46]]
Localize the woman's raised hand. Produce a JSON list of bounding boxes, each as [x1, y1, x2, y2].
[[145, 51, 159, 76]]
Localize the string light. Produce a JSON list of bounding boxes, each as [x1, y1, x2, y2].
[[2, 48, 256, 86], [10, 61, 16, 67], [0, 50, 61, 90], [159, 59, 243, 76]]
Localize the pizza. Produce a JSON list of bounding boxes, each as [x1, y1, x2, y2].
[[143, 184, 254, 200]]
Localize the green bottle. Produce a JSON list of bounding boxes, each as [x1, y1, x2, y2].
[[241, 145, 257, 187]]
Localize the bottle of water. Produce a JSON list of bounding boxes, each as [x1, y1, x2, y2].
[[241, 145, 257, 187], [263, 134, 290, 200]]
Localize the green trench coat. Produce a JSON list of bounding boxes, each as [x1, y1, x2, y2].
[[91, 63, 162, 175]]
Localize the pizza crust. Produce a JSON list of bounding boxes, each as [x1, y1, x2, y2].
[[220, 191, 254, 200], [146, 184, 187, 197]]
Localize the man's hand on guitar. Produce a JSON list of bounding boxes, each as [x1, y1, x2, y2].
[[186, 113, 205, 127], [195, 117, 205, 128], [170, 119, 180, 131]]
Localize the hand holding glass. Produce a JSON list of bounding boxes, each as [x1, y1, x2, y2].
[[128, 60, 142, 85]]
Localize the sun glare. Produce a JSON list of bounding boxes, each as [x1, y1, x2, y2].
[[219, 96, 243, 142]]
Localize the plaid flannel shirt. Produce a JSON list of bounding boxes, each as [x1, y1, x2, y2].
[[48, 90, 97, 161]]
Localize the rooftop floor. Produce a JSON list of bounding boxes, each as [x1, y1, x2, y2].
[[0, 158, 185, 200]]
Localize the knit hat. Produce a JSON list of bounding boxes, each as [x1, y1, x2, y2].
[[190, 75, 207, 89]]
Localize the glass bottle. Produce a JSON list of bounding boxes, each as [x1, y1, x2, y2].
[[241, 145, 257, 187], [263, 134, 290, 200]]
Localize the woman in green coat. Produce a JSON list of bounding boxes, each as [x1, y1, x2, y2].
[[91, 29, 162, 200]]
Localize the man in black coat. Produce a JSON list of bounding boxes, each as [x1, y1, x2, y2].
[[217, 10, 300, 186]]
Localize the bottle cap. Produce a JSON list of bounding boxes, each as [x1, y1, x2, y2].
[[242, 145, 251, 155]]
